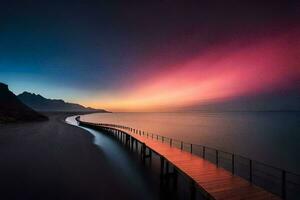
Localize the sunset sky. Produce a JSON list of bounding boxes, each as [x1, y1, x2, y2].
[[0, 1, 299, 111]]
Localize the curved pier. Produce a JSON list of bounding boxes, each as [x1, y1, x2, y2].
[[76, 117, 296, 200]]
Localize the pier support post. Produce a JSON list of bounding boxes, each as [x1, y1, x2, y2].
[[190, 180, 196, 200], [135, 139, 138, 152], [133, 139, 136, 152], [165, 161, 170, 184], [166, 161, 169, 174], [130, 136, 133, 151], [160, 156, 165, 180], [172, 168, 178, 191], [149, 149, 152, 165], [123, 132, 125, 144], [141, 147, 152, 165], [126, 134, 130, 146], [141, 143, 146, 163]]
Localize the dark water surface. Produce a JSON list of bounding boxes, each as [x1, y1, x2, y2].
[[66, 116, 159, 200], [81, 112, 300, 174]]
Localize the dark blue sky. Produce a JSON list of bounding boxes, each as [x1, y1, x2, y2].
[[0, 1, 299, 110]]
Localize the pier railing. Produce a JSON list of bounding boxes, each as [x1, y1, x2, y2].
[[77, 118, 300, 199]]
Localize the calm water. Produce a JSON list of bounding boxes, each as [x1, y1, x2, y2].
[[81, 112, 300, 174], [66, 116, 159, 200]]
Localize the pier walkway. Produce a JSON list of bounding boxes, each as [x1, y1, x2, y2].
[[77, 118, 282, 200]]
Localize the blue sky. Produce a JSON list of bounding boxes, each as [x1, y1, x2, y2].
[[0, 1, 299, 110]]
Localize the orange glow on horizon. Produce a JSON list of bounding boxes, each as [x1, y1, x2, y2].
[[82, 29, 300, 112]]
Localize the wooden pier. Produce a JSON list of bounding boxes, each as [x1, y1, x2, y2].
[[76, 118, 282, 200]]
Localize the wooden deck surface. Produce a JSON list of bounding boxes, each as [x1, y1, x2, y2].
[[127, 130, 280, 200], [84, 122, 281, 200]]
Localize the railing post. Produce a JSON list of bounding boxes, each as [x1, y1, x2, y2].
[[162, 136, 164, 143], [216, 150, 219, 167], [190, 144, 193, 154], [203, 146, 205, 158], [170, 139, 172, 147], [232, 154, 235, 174], [249, 160, 253, 182], [180, 141, 183, 150], [282, 170, 286, 199]]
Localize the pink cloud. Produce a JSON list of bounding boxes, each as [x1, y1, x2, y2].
[[93, 27, 300, 111]]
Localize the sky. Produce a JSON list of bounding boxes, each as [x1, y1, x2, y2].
[[0, 1, 299, 111]]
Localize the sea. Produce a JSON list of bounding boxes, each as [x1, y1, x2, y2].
[[80, 111, 300, 174]]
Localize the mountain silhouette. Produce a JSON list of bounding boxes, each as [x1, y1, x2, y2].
[[0, 83, 48, 123], [18, 92, 108, 112]]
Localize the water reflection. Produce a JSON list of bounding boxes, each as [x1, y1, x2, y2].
[[65, 116, 157, 200]]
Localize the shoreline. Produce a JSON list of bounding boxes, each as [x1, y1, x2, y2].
[[0, 112, 155, 200]]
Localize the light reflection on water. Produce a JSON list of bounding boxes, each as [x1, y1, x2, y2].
[[65, 116, 157, 200], [80, 112, 300, 174]]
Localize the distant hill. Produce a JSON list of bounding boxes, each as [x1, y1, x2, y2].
[[0, 83, 48, 123], [18, 92, 108, 112]]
